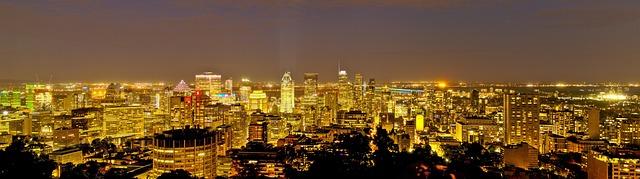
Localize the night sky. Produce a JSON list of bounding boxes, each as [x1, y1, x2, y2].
[[1, 0, 639, 83]]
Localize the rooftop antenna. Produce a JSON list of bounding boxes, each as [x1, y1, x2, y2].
[[338, 57, 342, 72]]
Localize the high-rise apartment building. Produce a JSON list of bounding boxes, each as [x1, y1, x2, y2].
[[504, 93, 540, 149]]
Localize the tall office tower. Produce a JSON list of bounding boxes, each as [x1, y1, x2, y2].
[[249, 90, 268, 112], [224, 78, 233, 94], [337, 70, 353, 110], [364, 78, 377, 115], [151, 128, 217, 178], [354, 73, 364, 110], [587, 108, 600, 139], [238, 79, 252, 104], [504, 93, 540, 148], [302, 73, 319, 130], [195, 72, 222, 97], [248, 120, 268, 143], [279, 72, 295, 114], [619, 118, 640, 145], [302, 73, 319, 106]]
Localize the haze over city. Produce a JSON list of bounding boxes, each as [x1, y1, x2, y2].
[[2, 1, 640, 179], [2, 0, 640, 82]]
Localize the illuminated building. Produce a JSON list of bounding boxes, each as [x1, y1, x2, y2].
[[25, 83, 51, 111], [151, 127, 217, 178], [103, 83, 125, 104], [265, 114, 287, 145], [52, 127, 79, 150], [103, 106, 145, 139], [224, 78, 233, 93], [238, 79, 252, 104], [504, 142, 538, 170], [619, 118, 640, 145], [249, 90, 268, 112], [588, 148, 640, 179], [1, 91, 23, 108], [354, 73, 364, 110], [248, 116, 268, 143], [454, 116, 499, 144], [215, 125, 233, 156], [230, 142, 285, 178], [50, 147, 84, 178], [0, 111, 30, 136], [337, 110, 368, 129], [195, 72, 222, 98], [504, 93, 540, 149], [397, 133, 411, 152], [549, 109, 574, 137], [541, 133, 568, 153], [279, 72, 295, 114], [302, 73, 319, 131], [173, 80, 192, 96], [416, 115, 425, 132], [337, 70, 353, 110], [225, 105, 248, 149], [587, 108, 600, 139], [567, 139, 607, 153], [0, 91, 10, 107]]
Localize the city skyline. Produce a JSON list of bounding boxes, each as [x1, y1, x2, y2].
[[2, 1, 640, 178], [2, 0, 640, 82]]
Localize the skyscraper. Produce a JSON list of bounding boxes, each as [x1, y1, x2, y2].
[[279, 72, 295, 114], [302, 73, 319, 107], [195, 72, 222, 98], [354, 73, 364, 110], [504, 93, 540, 148], [302, 73, 319, 130], [249, 90, 268, 112], [337, 70, 353, 110], [224, 78, 233, 94], [238, 78, 252, 104]]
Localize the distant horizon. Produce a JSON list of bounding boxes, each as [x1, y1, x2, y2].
[[1, 77, 639, 85]]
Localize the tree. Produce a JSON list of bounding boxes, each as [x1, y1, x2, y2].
[[158, 169, 197, 179], [307, 132, 373, 178], [0, 139, 57, 179], [60, 160, 107, 179]]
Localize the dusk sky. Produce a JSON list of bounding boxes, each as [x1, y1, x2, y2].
[[1, 0, 639, 83]]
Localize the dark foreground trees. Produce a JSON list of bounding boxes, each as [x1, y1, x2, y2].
[[158, 169, 199, 179], [293, 127, 455, 179], [0, 139, 57, 179]]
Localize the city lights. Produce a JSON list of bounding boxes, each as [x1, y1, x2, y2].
[[2, 1, 639, 179]]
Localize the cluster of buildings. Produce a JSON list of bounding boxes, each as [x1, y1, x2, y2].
[[1, 71, 640, 178]]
